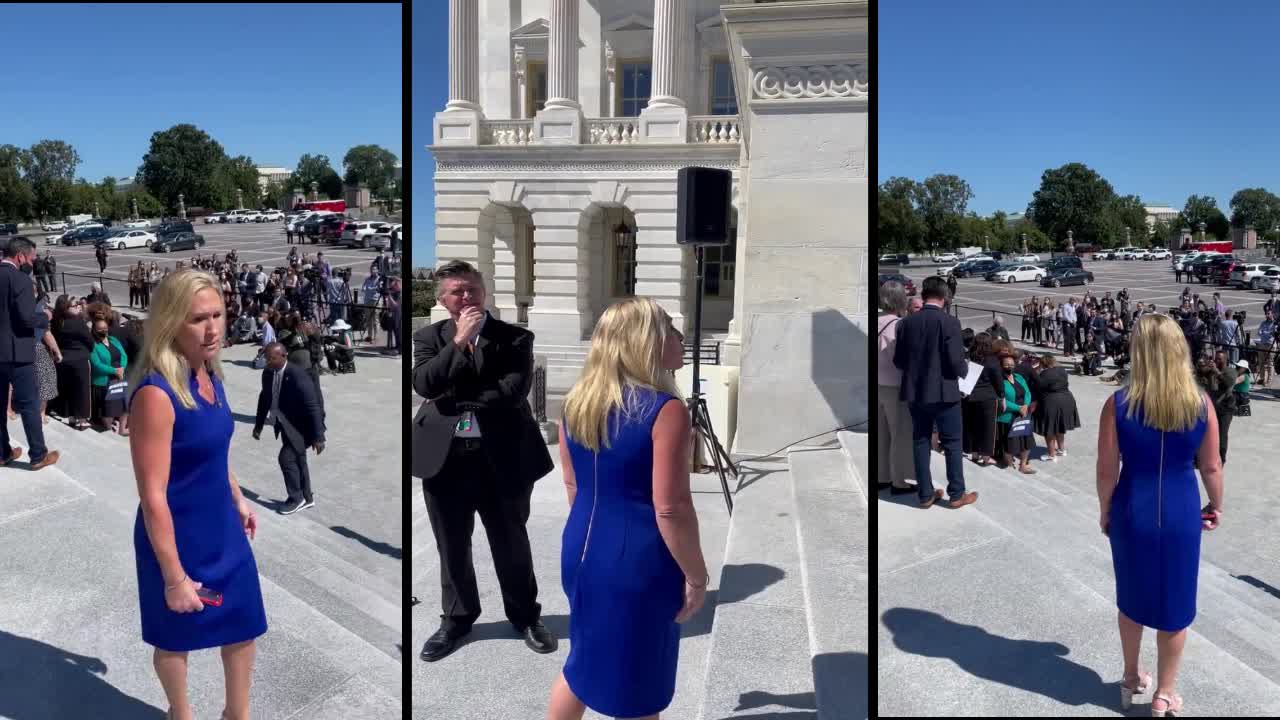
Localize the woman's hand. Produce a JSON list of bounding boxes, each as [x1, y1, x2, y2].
[[675, 578, 707, 624], [114, 367, 124, 380], [1019, 405, 1029, 418], [239, 500, 257, 540], [165, 577, 204, 613], [1202, 504, 1222, 531], [1099, 509, 1109, 536]]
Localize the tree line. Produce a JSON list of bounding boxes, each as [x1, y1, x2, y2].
[[879, 162, 1280, 253], [0, 125, 400, 223]]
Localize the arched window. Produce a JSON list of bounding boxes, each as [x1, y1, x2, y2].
[[613, 222, 637, 296]]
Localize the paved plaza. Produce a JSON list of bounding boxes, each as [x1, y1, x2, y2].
[[29, 221, 392, 307], [893, 256, 1280, 334], [410, 413, 866, 719], [0, 342, 402, 718], [877, 321, 1280, 716]]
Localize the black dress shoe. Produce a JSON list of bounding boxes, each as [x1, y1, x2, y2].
[[521, 620, 557, 654], [420, 626, 467, 662]]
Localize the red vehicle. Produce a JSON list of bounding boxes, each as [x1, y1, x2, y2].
[[1181, 239, 1233, 254], [293, 199, 346, 214]]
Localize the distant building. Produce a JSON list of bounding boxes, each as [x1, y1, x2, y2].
[[256, 165, 291, 192], [1144, 204, 1178, 229]]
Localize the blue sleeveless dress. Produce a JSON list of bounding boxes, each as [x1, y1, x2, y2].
[[132, 370, 268, 651], [1109, 390, 1208, 632], [561, 386, 686, 718]]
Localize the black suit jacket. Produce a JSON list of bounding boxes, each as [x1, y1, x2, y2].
[[253, 363, 325, 450], [893, 304, 968, 405], [0, 262, 46, 364], [411, 312, 553, 488]]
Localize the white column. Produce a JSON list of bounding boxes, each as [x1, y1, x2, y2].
[[648, 0, 685, 109], [445, 0, 480, 112], [639, 0, 689, 141], [545, 0, 580, 110], [513, 45, 528, 120], [605, 42, 617, 118]]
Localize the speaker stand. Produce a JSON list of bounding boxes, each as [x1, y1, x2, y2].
[[689, 244, 738, 514]]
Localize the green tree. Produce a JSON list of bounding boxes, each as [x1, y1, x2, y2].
[[1026, 163, 1117, 247], [289, 154, 343, 200], [1229, 188, 1280, 240], [0, 145, 34, 222], [26, 139, 81, 221], [1179, 194, 1230, 240], [211, 155, 262, 209], [342, 145, 399, 200], [138, 124, 227, 211], [915, 174, 973, 250], [412, 278, 437, 317], [877, 177, 925, 253], [1010, 222, 1052, 253], [262, 179, 289, 209], [127, 190, 165, 219]]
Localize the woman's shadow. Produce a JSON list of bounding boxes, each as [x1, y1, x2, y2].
[[0, 628, 164, 718], [881, 607, 1113, 711]]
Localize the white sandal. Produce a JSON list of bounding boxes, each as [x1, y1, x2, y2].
[[1120, 671, 1151, 710]]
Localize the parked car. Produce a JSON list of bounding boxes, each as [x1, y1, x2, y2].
[[1212, 259, 1245, 285], [288, 211, 333, 233], [1041, 255, 1084, 272], [992, 264, 1046, 283], [878, 253, 910, 265], [1114, 247, 1142, 260], [341, 221, 390, 248], [878, 272, 916, 295], [151, 231, 204, 253], [1011, 253, 1040, 263], [1128, 249, 1152, 261], [368, 224, 401, 251], [204, 212, 227, 224], [1040, 267, 1094, 288], [98, 229, 156, 250], [1146, 248, 1172, 260], [1192, 255, 1235, 283], [984, 262, 1022, 281], [303, 215, 347, 242], [123, 219, 152, 228], [1260, 269, 1280, 293], [41, 221, 68, 232], [62, 226, 109, 246], [932, 252, 961, 263], [0, 222, 18, 236], [155, 220, 194, 240], [1093, 248, 1119, 260], [258, 210, 284, 222], [954, 259, 1001, 278], [1230, 263, 1278, 289]]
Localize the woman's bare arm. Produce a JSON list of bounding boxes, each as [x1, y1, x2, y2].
[[652, 400, 708, 584], [559, 422, 576, 506], [1198, 399, 1225, 509], [131, 386, 184, 585], [1096, 395, 1120, 512]]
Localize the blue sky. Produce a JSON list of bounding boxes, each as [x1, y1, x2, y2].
[[0, 4, 401, 186], [412, 0, 446, 267], [879, 1, 1280, 218]]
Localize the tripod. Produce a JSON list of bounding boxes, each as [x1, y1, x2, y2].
[[688, 245, 738, 514]]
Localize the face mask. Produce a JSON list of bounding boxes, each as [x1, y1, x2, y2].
[[94, 331, 108, 339]]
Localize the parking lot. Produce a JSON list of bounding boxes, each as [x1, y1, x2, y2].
[[891, 255, 1280, 333], [30, 220, 395, 307]]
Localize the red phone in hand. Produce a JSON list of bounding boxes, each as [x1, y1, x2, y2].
[[196, 587, 223, 607]]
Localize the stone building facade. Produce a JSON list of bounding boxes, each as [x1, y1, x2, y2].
[[427, 0, 866, 456]]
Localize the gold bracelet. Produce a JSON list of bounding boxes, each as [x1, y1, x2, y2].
[[164, 574, 187, 591]]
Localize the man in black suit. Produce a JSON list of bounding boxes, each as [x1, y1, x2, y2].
[[0, 237, 59, 470], [252, 342, 326, 515], [893, 276, 977, 509], [412, 260, 556, 662]]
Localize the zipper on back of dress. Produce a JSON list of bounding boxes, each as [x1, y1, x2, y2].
[[1157, 431, 1165, 528], [579, 450, 599, 565]]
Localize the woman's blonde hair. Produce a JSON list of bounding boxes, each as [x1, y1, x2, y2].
[[563, 296, 682, 451], [130, 269, 225, 410], [1124, 313, 1204, 432]]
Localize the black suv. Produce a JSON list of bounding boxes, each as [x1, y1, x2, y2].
[[0, 222, 18, 236], [954, 258, 1000, 278], [1193, 255, 1235, 283], [155, 220, 194, 240], [63, 226, 109, 246], [1042, 255, 1083, 272], [878, 253, 910, 266]]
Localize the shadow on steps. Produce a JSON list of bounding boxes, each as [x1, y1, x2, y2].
[[0, 628, 164, 719]]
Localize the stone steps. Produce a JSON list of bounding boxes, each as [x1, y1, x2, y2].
[[0, 456, 401, 717], [947, 452, 1280, 693], [12, 417, 403, 658]]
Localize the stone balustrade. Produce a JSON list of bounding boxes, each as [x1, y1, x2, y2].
[[484, 119, 535, 145], [586, 118, 641, 144], [689, 116, 741, 144]]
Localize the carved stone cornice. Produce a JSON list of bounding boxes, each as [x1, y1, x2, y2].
[[750, 62, 867, 100]]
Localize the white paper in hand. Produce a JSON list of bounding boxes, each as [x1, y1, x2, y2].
[[958, 361, 984, 397]]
